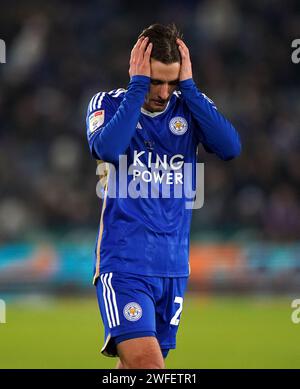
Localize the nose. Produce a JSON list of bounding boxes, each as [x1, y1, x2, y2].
[[158, 83, 170, 100]]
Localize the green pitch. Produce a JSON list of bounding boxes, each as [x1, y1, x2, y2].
[[1, 295, 300, 368]]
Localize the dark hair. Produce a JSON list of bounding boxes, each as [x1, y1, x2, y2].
[[138, 23, 183, 64]]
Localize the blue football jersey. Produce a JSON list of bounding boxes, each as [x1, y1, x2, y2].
[[86, 76, 241, 282]]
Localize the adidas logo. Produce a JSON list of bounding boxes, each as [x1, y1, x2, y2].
[[136, 122, 142, 129]]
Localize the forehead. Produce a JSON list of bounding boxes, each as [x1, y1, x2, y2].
[[150, 59, 180, 81]]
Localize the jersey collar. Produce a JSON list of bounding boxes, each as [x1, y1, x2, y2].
[[141, 100, 171, 117]]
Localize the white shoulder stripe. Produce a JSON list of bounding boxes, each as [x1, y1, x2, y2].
[[89, 88, 125, 115], [89, 93, 100, 113], [93, 92, 104, 111], [107, 88, 126, 97], [112, 88, 126, 98], [88, 92, 107, 114], [96, 93, 106, 110], [112, 88, 124, 94]]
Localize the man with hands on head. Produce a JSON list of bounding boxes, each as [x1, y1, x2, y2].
[[86, 24, 241, 369]]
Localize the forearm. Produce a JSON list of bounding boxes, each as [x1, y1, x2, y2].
[[180, 79, 241, 160], [91, 76, 150, 163]]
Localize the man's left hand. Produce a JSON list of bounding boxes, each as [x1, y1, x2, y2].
[[177, 38, 193, 81]]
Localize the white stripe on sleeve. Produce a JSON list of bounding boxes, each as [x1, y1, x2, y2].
[[93, 92, 102, 111], [112, 88, 126, 98], [96, 92, 105, 110], [89, 93, 99, 113]]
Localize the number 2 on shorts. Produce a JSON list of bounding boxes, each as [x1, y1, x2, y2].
[[170, 296, 183, 326]]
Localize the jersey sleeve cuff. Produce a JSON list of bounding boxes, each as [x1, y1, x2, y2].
[[179, 78, 195, 89], [129, 75, 151, 84]]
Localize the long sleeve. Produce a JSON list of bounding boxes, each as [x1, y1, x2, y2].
[[87, 75, 150, 163], [179, 78, 241, 161]]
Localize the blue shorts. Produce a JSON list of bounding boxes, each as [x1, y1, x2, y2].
[[95, 272, 188, 358]]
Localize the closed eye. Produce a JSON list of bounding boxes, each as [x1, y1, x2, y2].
[[150, 79, 163, 85], [168, 80, 179, 86], [150, 79, 179, 86]]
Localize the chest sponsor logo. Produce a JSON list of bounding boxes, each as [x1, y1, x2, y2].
[[96, 152, 205, 210]]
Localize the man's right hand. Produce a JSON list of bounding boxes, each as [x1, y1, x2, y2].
[[129, 36, 152, 78]]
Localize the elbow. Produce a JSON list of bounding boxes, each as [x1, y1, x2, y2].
[[95, 147, 119, 164], [220, 137, 242, 161], [92, 137, 120, 163]]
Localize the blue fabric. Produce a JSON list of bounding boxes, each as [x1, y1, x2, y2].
[[179, 78, 241, 160], [86, 77, 241, 277], [87, 76, 150, 163], [95, 272, 188, 357], [114, 331, 156, 345], [161, 349, 170, 358]]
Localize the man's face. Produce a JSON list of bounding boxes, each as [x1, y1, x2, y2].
[[143, 59, 180, 112]]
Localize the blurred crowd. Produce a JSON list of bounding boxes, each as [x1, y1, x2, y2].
[[0, 0, 299, 242]]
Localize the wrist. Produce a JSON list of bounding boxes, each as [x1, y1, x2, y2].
[[179, 78, 194, 88], [130, 75, 151, 83]]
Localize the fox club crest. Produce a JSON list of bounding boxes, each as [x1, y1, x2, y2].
[[123, 302, 143, 321], [169, 116, 188, 135]]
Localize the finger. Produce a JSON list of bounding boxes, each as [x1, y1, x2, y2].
[[178, 44, 190, 62], [177, 39, 190, 54], [178, 45, 187, 59], [135, 36, 145, 49], [143, 42, 153, 60], [177, 38, 187, 47], [130, 39, 145, 66], [177, 40, 188, 53], [131, 37, 145, 56], [137, 36, 149, 61], [138, 36, 149, 55]]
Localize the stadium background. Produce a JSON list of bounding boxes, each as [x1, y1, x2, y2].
[[1, 0, 300, 368]]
